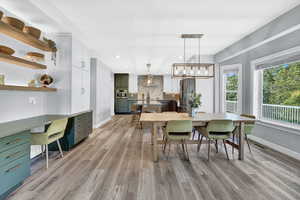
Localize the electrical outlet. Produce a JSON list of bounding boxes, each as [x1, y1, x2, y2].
[[29, 97, 37, 105]]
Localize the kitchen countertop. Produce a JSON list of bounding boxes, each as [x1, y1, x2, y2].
[[0, 110, 92, 139], [129, 100, 163, 105]]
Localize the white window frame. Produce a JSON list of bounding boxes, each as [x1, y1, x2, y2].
[[220, 64, 243, 114], [251, 46, 300, 130]]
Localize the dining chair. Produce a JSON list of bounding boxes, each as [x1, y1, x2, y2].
[[162, 120, 193, 160], [232, 114, 256, 154], [196, 120, 234, 161], [192, 112, 206, 140], [31, 118, 68, 169]]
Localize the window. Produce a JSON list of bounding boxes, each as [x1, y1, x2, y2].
[[224, 72, 238, 113], [260, 61, 300, 125]]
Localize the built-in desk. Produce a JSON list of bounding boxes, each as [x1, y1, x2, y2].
[[0, 110, 92, 200]]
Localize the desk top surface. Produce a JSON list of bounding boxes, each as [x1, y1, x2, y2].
[[0, 110, 92, 139], [140, 112, 256, 123]]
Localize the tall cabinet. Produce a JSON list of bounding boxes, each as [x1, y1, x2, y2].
[[71, 38, 90, 114]]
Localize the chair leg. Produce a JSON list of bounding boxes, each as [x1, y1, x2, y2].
[[167, 143, 171, 160], [57, 139, 64, 158], [192, 128, 195, 140], [232, 134, 235, 155], [41, 145, 44, 157], [197, 135, 203, 152], [208, 138, 211, 161], [245, 135, 252, 153], [163, 138, 168, 153], [181, 139, 185, 152], [215, 140, 218, 153], [184, 140, 190, 161], [223, 139, 229, 160], [46, 144, 49, 169]]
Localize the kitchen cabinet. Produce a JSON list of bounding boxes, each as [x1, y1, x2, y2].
[[0, 131, 31, 200], [115, 74, 129, 88], [115, 98, 129, 113], [71, 39, 91, 114]]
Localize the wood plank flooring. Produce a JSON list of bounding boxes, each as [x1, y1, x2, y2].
[[8, 115, 300, 200]]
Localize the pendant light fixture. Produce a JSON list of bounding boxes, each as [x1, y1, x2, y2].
[[172, 34, 214, 78], [146, 63, 153, 86]]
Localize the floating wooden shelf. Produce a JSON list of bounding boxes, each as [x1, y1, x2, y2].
[[0, 85, 57, 92], [0, 53, 46, 70], [0, 21, 56, 52]]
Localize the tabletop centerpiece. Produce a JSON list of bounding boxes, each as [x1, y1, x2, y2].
[[189, 92, 202, 117]]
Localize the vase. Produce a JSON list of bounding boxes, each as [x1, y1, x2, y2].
[[191, 107, 197, 117]]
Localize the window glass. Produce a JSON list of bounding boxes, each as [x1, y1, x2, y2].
[[224, 72, 238, 113], [261, 61, 300, 124]]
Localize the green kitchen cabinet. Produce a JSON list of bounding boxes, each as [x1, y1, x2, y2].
[[115, 74, 129, 89], [0, 131, 31, 200]]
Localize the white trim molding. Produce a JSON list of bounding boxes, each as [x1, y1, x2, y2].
[[219, 23, 300, 63], [248, 135, 300, 161], [219, 64, 243, 114], [250, 45, 300, 117], [93, 117, 112, 129]]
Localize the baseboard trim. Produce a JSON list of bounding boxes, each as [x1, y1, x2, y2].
[[248, 135, 300, 161], [93, 117, 112, 129]]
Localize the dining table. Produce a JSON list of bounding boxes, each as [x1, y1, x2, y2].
[[139, 112, 256, 162]]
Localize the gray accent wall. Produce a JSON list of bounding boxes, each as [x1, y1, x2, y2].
[[214, 5, 300, 156]]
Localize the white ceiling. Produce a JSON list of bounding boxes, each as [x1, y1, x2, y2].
[[3, 0, 300, 74]]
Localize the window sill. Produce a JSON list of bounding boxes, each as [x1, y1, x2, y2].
[[257, 119, 300, 136]]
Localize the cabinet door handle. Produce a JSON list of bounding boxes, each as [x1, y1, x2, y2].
[[6, 138, 21, 145], [6, 151, 21, 159], [5, 164, 21, 173], [81, 88, 85, 94]]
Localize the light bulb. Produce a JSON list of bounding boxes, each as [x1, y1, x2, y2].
[[204, 67, 209, 75]]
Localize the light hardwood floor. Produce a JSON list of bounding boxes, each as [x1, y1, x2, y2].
[[8, 115, 300, 200]]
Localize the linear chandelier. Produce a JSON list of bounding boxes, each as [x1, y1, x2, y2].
[[172, 34, 214, 78]]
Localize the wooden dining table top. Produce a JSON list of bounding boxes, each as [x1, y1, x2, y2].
[[140, 112, 256, 123]]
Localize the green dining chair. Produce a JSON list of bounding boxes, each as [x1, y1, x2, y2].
[[163, 120, 192, 160], [232, 114, 256, 154], [196, 120, 234, 161], [31, 118, 68, 169]]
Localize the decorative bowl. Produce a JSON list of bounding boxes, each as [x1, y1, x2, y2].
[[23, 26, 41, 39], [39, 74, 53, 87], [0, 45, 15, 55], [26, 52, 45, 62], [2, 17, 25, 30]]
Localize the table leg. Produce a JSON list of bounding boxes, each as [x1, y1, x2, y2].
[[153, 123, 158, 162], [238, 122, 245, 160]]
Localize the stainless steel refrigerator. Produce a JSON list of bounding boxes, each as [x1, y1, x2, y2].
[[179, 78, 196, 112]]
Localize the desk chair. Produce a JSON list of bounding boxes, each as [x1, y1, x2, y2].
[[31, 118, 68, 169]]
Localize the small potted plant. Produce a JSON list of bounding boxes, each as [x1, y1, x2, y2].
[[189, 92, 202, 117]]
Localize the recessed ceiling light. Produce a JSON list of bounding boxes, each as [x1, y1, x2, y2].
[[178, 56, 183, 59], [115, 55, 120, 59]]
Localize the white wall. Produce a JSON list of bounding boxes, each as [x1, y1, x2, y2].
[[163, 75, 180, 93], [128, 73, 138, 93], [91, 59, 114, 127], [196, 79, 214, 113], [0, 9, 53, 122]]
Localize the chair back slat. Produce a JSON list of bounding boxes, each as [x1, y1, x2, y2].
[[46, 118, 68, 137], [166, 120, 192, 133]]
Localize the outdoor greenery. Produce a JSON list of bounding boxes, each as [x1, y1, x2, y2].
[[263, 62, 300, 106], [225, 73, 238, 101]]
